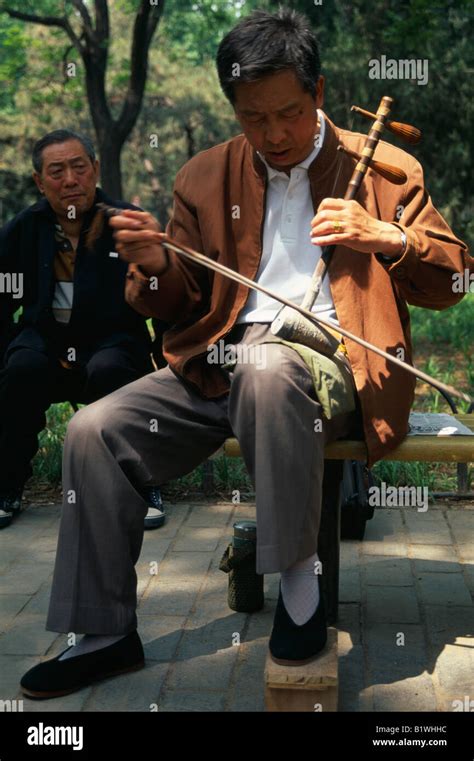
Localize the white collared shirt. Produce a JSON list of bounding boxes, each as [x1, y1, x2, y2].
[[237, 111, 338, 326]]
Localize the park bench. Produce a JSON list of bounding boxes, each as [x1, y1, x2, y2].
[[222, 409, 474, 711]]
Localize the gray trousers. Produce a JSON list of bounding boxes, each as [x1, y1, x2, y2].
[[46, 323, 361, 634]]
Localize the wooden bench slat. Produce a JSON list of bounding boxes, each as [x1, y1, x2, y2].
[[223, 414, 474, 463]]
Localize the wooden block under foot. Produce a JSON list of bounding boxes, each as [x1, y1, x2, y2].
[[264, 627, 338, 712]]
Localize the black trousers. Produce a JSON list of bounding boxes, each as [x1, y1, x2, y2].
[[0, 339, 153, 493]]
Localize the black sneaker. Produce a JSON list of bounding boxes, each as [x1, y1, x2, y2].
[[0, 489, 23, 530], [144, 486, 165, 530]]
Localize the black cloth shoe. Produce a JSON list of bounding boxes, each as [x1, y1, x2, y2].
[[269, 576, 327, 666], [20, 631, 145, 699], [144, 486, 165, 530], [0, 489, 23, 530]]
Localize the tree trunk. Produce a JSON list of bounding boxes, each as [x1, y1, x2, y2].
[[97, 137, 123, 199]]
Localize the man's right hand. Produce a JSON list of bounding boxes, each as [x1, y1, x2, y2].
[[109, 210, 169, 276]]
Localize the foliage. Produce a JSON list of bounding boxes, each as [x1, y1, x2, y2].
[[0, 0, 472, 238]]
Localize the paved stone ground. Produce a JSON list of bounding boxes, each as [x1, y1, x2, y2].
[[0, 499, 473, 712]]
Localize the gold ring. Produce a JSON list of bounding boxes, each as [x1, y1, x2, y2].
[[333, 219, 344, 233]]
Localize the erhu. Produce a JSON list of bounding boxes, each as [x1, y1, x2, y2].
[[270, 95, 421, 354]]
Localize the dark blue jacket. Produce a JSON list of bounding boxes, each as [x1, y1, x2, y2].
[[0, 187, 151, 365]]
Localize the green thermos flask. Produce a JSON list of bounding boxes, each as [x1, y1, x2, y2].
[[219, 520, 264, 612]]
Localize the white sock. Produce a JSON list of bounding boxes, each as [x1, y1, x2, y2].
[[59, 634, 127, 661], [280, 550, 321, 625]]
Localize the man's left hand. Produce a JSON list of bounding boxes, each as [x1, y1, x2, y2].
[[310, 198, 403, 257]]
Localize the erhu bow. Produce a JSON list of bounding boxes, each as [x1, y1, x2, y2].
[[86, 97, 470, 404]]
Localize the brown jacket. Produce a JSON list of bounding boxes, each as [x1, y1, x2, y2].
[[125, 112, 471, 466]]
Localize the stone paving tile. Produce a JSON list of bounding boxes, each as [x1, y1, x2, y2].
[[28, 534, 59, 556], [190, 569, 233, 616], [423, 605, 474, 647], [362, 542, 408, 558], [243, 610, 274, 643], [416, 572, 472, 606], [435, 643, 474, 693], [445, 512, 474, 546], [20, 583, 53, 616], [372, 675, 437, 711], [0, 614, 59, 655], [363, 556, 413, 587], [138, 616, 186, 662], [178, 612, 248, 658], [165, 648, 238, 691], [226, 642, 267, 712], [0, 594, 30, 633], [82, 661, 168, 712], [364, 509, 406, 541], [463, 564, 474, 595], [403, 512, 452, 545], [457, 546, 474, 563], [410, 543, 460, 561], [365, 586, 420, 624], [0, 550, 24, 576], [138, 580, 202, 617], [226, 688, 265, 712], [154, 551, 213, 580], [338, 643, 365, 712], [185, 503, 234, 527], [185, 603, 247, 631], [0, 655, 39, 701], [156, 689, 226, 712], [338, 603, 361, 646], [413, 556, 462, 575], [339, 568, 361, 603], [365, 623, 427, 683], [172, 526, 225, 552], [136, 537, 173, 565], [340, 541, 361, 570], [145, 504, 189, 541], [0, 563, 53, 596]]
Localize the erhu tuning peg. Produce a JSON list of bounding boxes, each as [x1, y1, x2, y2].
[[337, 145, 408, 185], [351, 105, 422, 145]]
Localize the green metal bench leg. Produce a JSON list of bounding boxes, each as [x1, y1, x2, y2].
[[318, 459, 344, 626]]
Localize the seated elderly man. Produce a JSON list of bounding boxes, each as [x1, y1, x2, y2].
[[20, 10, 470, 699], [0, 130, 164, 531]]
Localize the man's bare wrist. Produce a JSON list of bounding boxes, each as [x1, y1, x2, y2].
[[138, 248, 170, 278]]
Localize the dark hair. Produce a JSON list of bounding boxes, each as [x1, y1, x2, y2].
[[32, 129, 96, 173], [216, 8, 321, 105]]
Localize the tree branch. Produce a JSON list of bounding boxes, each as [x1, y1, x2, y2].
[[117, 0, 165, 138], [94, 0, 109, 42], [2, 4, 85, 53], [2, 6, 69, 28], [69, 0, 94, 40]]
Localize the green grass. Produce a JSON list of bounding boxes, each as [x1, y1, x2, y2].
[[409, 293, 474, 351], [32, 402, 75, 485]]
